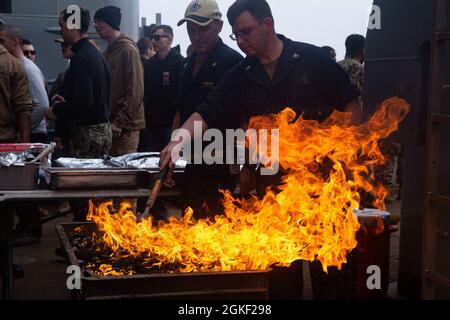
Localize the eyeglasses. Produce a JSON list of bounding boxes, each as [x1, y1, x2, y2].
[[151, 34, 170, 41], [230, 21, 264, 41], [23, 50, 36, 56]]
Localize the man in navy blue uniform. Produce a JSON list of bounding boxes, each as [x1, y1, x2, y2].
[[165, 0, 243, 219], [140, 25, 185, 153], [161, 0, 362, 195]]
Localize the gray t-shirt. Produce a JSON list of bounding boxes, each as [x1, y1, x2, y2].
[[21, 57, 49, 135]]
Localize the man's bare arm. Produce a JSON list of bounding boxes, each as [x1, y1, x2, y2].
[[159, 112, 208, 170], [345, 98, 363, 125]]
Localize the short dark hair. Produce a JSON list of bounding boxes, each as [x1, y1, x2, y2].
[[321, 46, 335, 54], [137, 37, 153, 55], [321, 46, 336, 58], [345, 34, 365, 57], [5, 25, 23, 41], [153, 25, 173, 38], [227, 0, 273, 26], [21, 38, 32, 46], [60, 6, 90, 35]]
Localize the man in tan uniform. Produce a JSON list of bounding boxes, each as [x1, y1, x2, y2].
[[0, 22, 32, 143], [0, 17, 33, 278], [94, 6, 145, 156]]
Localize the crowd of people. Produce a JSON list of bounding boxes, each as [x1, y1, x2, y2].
[[0, 0, 369, 251]]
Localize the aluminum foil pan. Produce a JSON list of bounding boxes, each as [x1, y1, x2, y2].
[[55, 153, 187, 170], [354, 209, 391, 226], [0, 144, 51, 167], [0, 152, 37, 167], [54, 158, 107, 169]]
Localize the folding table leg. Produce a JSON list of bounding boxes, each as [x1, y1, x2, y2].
[[0, 204, 14, 300]]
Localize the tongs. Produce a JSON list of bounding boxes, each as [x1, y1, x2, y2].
[[138, 167, 169, 222], [31, 143, 56, 163]]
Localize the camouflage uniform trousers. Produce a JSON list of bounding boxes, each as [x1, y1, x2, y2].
[[376, 141, 401, 187], [109, 129, 140, 157], [372, 140, 402, 203], [108, 129, 141, 216], [71, 123, 112, 221], [72, 123, 112, 159]]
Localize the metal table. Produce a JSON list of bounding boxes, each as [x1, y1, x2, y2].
[[0, 188, 180, 300]]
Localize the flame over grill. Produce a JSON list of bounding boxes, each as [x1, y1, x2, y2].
[[87, 97, 410, 274]]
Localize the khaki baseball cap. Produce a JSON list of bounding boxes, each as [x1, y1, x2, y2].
[[177, 0, 222, 27]]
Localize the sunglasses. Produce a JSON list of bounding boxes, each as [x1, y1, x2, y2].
[[151, 34, 170, 41], [23, 50, 36, 56]]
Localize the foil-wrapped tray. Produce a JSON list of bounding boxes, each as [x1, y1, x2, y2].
[[0, 143, 49, 167], [48, 153, 186, 190], [55, 153, 187, 171]]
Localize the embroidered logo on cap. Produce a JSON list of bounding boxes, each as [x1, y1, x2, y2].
[[190, 2, 202, 12]]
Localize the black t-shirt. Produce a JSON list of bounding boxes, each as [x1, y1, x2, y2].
[[143, 49, 185, 127], [53, 38, 110, 125], [196, 35, 361, 129]]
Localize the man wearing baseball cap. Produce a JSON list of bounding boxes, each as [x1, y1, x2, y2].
[[177, 0, 223, 27], [166, 0, 243, 219], [162, 0, 362, 210]]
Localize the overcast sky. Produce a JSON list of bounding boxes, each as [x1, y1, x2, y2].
[[140, 0, 373, 60]]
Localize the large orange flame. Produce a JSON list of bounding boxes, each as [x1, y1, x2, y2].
[[87, 97, 410, 274]]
